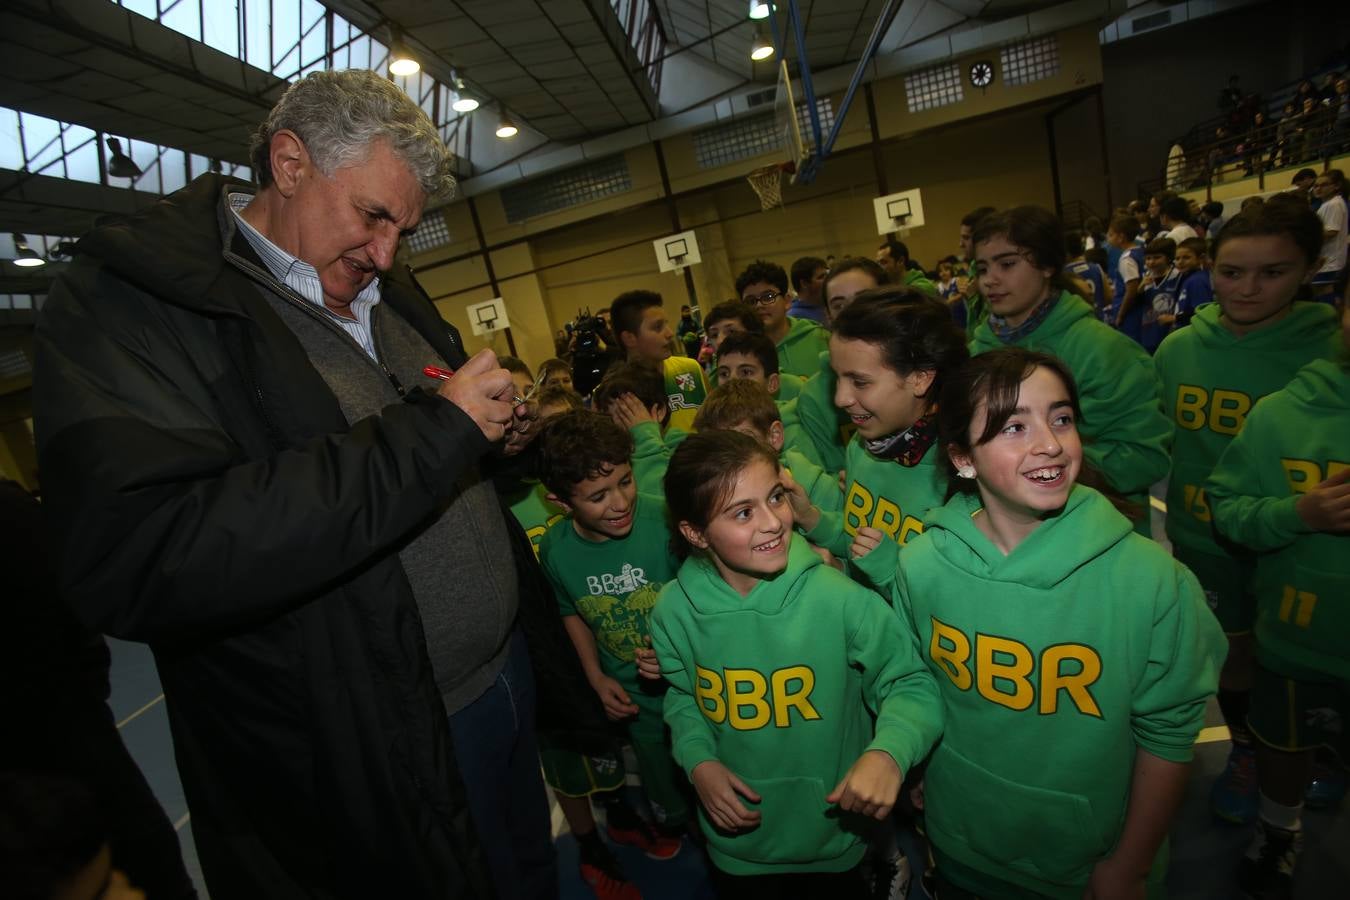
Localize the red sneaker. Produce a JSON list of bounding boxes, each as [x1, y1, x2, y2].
[[605, 820, 682, 860], [579, 857, 643, 900]]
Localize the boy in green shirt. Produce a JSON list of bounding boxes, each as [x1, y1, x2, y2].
[[713, 331, 822, 469], [736, 259, 830, 379], [692, 379, 844, 519], [592, 362, 680, 495], [610, 289, 709, 433], [537, 410, 691, 847]]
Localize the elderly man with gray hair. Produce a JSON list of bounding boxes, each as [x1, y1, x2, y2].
[[34, 70, 562, 898]]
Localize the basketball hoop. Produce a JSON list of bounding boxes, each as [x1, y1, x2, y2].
[[747, 161, 796, 211]]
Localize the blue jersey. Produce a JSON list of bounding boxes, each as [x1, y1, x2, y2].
[[1065, 260, 1107, 317], [1175, 269, 1212, 327], [1139, 266, 1181, 354]]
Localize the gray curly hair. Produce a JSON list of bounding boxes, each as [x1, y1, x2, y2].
[[250, 69, 455, 201]]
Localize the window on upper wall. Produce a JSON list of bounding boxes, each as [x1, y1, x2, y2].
[[406, 210, 452, 255], [500, 156, 633, 224], [691, 98, 835, 169], [905, 63, 964, 113], [1000, 35, 1060, 87]]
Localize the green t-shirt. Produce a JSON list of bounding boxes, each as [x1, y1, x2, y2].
[[539, 494, 680, 693]]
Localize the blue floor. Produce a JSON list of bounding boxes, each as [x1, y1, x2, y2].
[[106, 487, 1346, 899]]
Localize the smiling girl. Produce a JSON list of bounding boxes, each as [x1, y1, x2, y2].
[[969, 206, 1172, 532], [649, 430, 941, 896], [791, 289, 968, 569], [854, 348, 1224, 900], [1153, 196, 1341, 827]]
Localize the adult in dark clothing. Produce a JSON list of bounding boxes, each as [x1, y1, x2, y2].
[[0, 480, 196, 899], [32, 69, 597, 899]]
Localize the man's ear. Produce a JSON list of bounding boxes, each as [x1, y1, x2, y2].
[[766, 420, 785, 453], [545, 492, 573, 514], [268, 129, 308, 198], [678, 521, 709, 550], [766, 372, 781, 396]]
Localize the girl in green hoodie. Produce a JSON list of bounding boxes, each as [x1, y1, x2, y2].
[[649, 430, 942, 895], [968, 207, 1173, 534], [853, 349, 1223, 900], [1153, 196, 1342, 828], [1206, 303, 1350, 899], [791, 288, 970, 579]]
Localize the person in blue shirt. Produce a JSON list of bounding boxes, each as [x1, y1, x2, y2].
[[1065, 229, 1108, 319], [1173, 237, 1212, 329], [1139, 237, 1182, 354], [1107, 214, 1146, 342], [788, 256, 829, 324]]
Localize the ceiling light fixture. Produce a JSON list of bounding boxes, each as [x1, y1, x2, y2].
[[750, 33, 775, 61], [749, 1, 771, 19], [12, 234, 45, 268], [496, 115, 519, 139], [105, 137, 142, 179], [452, 78, 480, 113], [388, 28, 420, 77]]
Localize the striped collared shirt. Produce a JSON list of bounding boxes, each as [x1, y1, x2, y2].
[[228, 192, 381, 360]]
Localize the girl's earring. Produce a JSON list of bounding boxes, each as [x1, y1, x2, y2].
[[958, 465, 976, 479]]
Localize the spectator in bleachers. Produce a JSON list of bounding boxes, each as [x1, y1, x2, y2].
[[1294, 96, 1329, 162], [1274, 102, 1301, 169], [1329, 74, 1350, 154], [1312, 169, 1348, 302], [1239, 110, 1274, 174]]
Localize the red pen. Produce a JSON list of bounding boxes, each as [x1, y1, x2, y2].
[[422, 365, 526, 406]]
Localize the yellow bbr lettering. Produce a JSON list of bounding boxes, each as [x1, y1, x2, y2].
[[976, 635, 1034, 711], [725, 668, 771, 730], [695, 666, 726, 724], [1040, 645, 1103, 717], [897, 516, 925, 545], [844, 482, 874, 536], [927, 618, 1103, 717], [930, 618, 973, 690], [1281, 459, 1322, 494], [770, 666, 821, 726], [1175, 384, 1208, 431], [872, 497, 903, 540], [1209, 389, 1252, 436], [697, 665, 821, 730]]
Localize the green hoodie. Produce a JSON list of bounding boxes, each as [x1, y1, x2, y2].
[[776, 371, 804, 401], [805, 435, 945, 566], [970, 291, 1172, 500], [776, 316, 831, 380], [796, 351, 852, 474], [782, 446, 843, 516], [649, 536, 942, 876], [854, 487, 1223, 898], [777, 397, 825, 470], [1154, 302, 1340, 556], [1206, 358, 1350, 680], [904, 268, 938, 298]]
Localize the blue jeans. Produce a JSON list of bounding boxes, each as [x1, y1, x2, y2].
[[448, 630, 557, 899]]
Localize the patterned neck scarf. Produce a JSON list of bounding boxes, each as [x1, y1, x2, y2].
[[990, 291, 1061, 343], [864, 412, 939, 466]]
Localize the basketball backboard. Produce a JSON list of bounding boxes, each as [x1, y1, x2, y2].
[[873, 188, 926, 236], [467, 297, 509, 336], [653, 230, 702, 273]]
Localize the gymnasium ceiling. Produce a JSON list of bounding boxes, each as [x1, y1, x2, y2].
[[0, 0, 1139, 271]]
